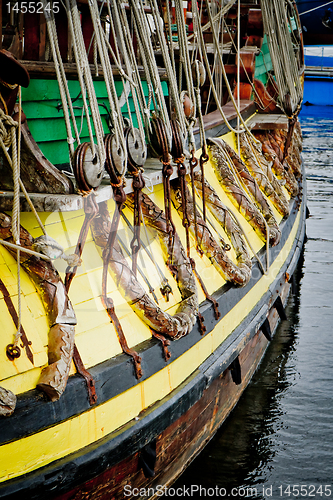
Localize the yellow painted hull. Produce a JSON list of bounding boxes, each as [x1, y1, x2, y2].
[[0, 120, 306, 499]]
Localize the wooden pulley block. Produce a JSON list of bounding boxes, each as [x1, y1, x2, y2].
[[233, 82, 253, 101], [149, 116, 170, 158], [237, 50, 256, 83], [170, 120, 185, 159], [247, 9, 263, 37], [104, 133, 127, 183], [73, 143, 90, 192], [181, 92, 195, 119], [73, 142, 104, 191], [126, 128, 147, 168], [191, 60, 206, 87]]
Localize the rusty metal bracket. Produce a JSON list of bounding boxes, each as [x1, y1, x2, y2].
[[151, 330, 171, 361], [189, 151, 204, 256], [73, 344, 97, 406], [197, 312, 207, 335], [64, 194, 99, 406], [192, 264, 220, 321], [65, 193, 99, 292], [102, 296, 142, 379], [199, 145, 210, 222], [0, 277, 34, 364], [130, 169, 145, 277], [101, 184, 143, 380]]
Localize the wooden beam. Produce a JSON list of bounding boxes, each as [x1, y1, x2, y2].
[[19, 60, 168, 80], [248, 113, 289, 130]]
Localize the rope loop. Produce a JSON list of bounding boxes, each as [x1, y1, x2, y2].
[[199, 146, 209, 222], [0, 108, 18, 147], [110, 178, 123, 188]]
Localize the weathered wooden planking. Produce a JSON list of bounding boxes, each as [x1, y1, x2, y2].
[[55, 284, 288, 500], [0, 120, 73, 194], [193, 101, 255, 136], [20, 61, 168, 81], [249, 113, 289, 130], [20, 79, 168, 167]]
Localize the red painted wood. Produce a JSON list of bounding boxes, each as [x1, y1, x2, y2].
[[55, 8, 69, 61], [81, 5, 94, 63], [23, 14, 40, 61]]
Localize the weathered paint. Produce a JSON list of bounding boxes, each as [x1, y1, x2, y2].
[[21, 80, 169, 167], [254, 35, 274, 85], [0, 206, 301, 482]]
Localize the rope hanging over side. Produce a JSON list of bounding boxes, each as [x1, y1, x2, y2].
[[260, 0, 303, 118], [238, 132, 290, 217], [207, 138, 281, 246], [170, 177, 252, 286], [91, 196, 199, 340]]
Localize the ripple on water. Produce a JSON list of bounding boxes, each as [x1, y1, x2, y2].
[[170, 106, 333, 498]]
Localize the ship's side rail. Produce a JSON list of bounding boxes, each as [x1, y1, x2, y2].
[[0, 176, 305, 447], [0, 171, 306, 497]]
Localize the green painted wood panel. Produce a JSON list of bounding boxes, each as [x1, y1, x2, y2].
[[21, 79, 168, 167], [254, 35, 273, 85]]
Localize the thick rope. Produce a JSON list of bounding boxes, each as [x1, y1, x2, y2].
[[88, 0, 127, 161], [43, 2, 79, 167], [260, 0, 303, 117], [0, 100, 22, 345], [65, 0, 106, 170], [200, 0, 258, 139]]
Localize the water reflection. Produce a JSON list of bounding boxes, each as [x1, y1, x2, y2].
[[171, 256, 304, 499]]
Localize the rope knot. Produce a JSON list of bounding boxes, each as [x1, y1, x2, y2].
[[0, 109, 18, 146], [63, 253, 82, 268], [110, 178, 123, 188], [0, 109, 18, 128], [32, 234, 82, 268], [174, 156, 185, 166]]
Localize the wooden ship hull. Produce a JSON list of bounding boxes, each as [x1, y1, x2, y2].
[[0, 1, 305, 499]]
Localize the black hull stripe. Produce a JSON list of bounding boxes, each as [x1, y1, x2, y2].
[[0, 183, 307, 500], [0, 179, 305, 447]]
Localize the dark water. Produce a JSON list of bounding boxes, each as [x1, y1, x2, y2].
[[171, 106, 333, 499]]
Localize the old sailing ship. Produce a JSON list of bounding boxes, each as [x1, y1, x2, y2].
[[0, 0, 305, 498]]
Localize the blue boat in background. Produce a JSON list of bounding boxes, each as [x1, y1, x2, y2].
[[297, 0, 333, 45], [303, 45, 333, 105]]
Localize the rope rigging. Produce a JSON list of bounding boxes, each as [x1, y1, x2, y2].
[[0, 0, 305, 359], [260, 0, 303, 118]]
